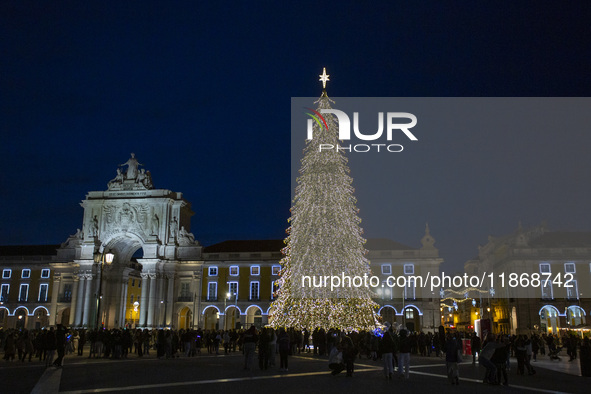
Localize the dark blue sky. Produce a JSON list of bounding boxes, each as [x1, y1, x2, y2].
[[1, 2, 590, 269]]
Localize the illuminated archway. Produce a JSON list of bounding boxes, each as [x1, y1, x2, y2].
[[202, 306, 219, 330], [567, 305, 586, 326], [539, 305, 560, 334], [378, 305, 397, 326]]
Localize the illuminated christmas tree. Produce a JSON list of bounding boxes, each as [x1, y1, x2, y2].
[[269, 69, 379, 331]]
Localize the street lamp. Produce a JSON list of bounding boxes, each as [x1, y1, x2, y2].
[[94, 251, 114, 330]]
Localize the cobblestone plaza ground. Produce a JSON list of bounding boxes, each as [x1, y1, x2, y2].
[[1, 348, 588, 394]]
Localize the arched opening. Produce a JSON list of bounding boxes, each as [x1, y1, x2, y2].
[[33, 308, 49, 329], [539, 305, 560, 334], [225, 306, 240, 330], [379, 305, 397, 326], [178, 306, 192, 330], [203, 306, 219, 330], [99, 235, 144, 329], [15, 308, 27, 330], [567, 306, 586, 327], [58, 307, 71, 326], [403, 306, 420, 332], [245, 306, 262, 328], [0, 307, 8, 328]]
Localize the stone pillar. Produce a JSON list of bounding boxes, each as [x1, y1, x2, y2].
[[74, 275, 86, 326], [146, 274, 157, 327], [119, 278, 128, 327], [166, 275, 174, 327], [139, 273, 149, 327], [157, 275, 165, 328], [82, 274, 94, 327], [50, 275, 60, 326], [69, 277, 80, 326]]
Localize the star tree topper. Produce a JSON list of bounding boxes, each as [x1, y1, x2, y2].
[[319, 67, 330, 89]]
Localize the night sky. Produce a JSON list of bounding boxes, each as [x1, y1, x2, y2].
[[1, 2, 591, 271]]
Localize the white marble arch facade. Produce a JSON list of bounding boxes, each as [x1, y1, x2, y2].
[[56, 156, 203, 329]]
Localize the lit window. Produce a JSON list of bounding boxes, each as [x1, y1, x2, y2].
[[250, 281, 260, 300], [207, 282, 217, 300], [38, 283, 48, 302], [228, 282, 238, 298], [229, 266, 239, 276], [19, 284, 29, 302], [271, 280, 278, 299], [381, 264, 392, 275], [41, 269, 50, 278], [404, 264, 414, 275], [566, 280, 578, 300], [2, 269, 11, 279], [539, 263, 551, 273], [208, 267, 218, 276], [0, 284, 9, 302], [272, 265, 280, 276], [405, 308, 415, 319], [251, 266, 260, 276], [564, 263, 576, 274], [541, 279, 553, 299], [21, 269, 31, 279], [405, 277, 415, 299]]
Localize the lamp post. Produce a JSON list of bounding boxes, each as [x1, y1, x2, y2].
[[94, 251, 114, 330]]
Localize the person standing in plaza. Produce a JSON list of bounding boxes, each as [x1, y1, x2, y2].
[[471, 332, 481, 365], [243, 326, 258, 371], [277, 327, 290, 372], [445, 332, 462, 385], [341, 333, 357, 377], [379, 328, 395, 379], [398, 330, 411, 379], [53, 324, 67, 367]]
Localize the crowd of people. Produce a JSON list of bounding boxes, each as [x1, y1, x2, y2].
[[1, 324, 589, 386]]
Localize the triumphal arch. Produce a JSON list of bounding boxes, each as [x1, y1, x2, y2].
[[58, 154, 202, 328]]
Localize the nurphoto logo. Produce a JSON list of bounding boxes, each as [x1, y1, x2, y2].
[[305, 108, 418, 153]]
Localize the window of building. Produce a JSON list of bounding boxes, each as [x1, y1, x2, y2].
[[251, 266, 260, 276], [2, 269, 11, 279], [21, 269, 31, 279], [250, 281, 259, 300], [404, 264, 414, 275], [180, 282, 191, 297], [564, 263, 576, 274], [405, 277, 415, 299], [19, 284, 29, 302], [41, 269, 50, 278], [132, 279, 135, 287], [541, 279, 553, 299], [405, 308, 414, 320], [566, 280, 578, 300], [0, 284, 9, 302], [228, 282, 238, 299], [207, 282, 217, 300], [229, 266, 239, 276], [62, 284, 72, 302], [208, 267, 218, 276], [38, 283, 48, 302], [539, 263, 551, 273], [381, 264, 392, 275], [130, 294, 134, 304], [272, 265, 280, 276]]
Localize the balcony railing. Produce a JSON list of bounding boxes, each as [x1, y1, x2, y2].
[[177, 295, 193, 302]]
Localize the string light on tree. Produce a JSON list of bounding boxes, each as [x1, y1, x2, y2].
[[268, 69, 379, 332]]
